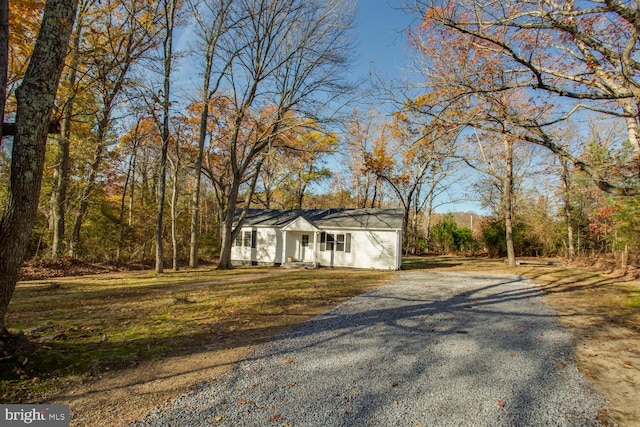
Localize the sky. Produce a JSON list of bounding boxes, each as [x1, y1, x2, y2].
[[352, 1, 415, 80]]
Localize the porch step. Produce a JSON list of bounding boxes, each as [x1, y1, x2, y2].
[[281, 261, 318, 269]]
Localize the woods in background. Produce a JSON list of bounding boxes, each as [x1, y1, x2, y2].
[[2, 0, 639, 271]]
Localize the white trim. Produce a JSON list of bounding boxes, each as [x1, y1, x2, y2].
[[316, 226, 402, 232], [282, 216, 319, 232]]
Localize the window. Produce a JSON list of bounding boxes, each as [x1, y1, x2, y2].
[[319, 232, 351, 252], [234, 230, 256, 248], [326, 233, 335, 251]]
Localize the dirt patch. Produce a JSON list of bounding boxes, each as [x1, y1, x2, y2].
[[576, 323, 639, 425], [18, 258, 217, 282], [49, 312, 331, 427], [533, 272, 640, 426], [52, 346, 252, 426]]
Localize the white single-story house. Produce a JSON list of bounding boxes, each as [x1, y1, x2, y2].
[[231, 208, 404, 270]]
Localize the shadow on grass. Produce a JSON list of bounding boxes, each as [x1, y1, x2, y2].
[[401, 256, 464, 270], [0, 313, 324, 404], [526, 269, 632, 296]]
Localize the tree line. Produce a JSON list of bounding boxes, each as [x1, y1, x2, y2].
[[2, 0, 640, 338]]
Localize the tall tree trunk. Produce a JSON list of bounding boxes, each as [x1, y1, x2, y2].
[[117, 137, 138, 262], [218, 157, 265, 270], [217, 177, 241, 270], [0, 0, 78, 337], [411, 194, 420, 255], [129, 144, 137, 227], [424, 168, 438, 253], [0, 0, 8, 144], [189, 0, 234, 267], [156, 139, 168, 272], [169, 139, 180, 272], [189, 76, 211, 269], [370, 177, 379, 208], [156, 0, 176, 273], [171, 162, 179, 271], [561, 158, 575, 259], [50, 116, 71, 257], [504, 135, 516, 268], [140, 150, 150, 265], [295, 180, 307, 210], [68, 141, 105, 257], [50, 8, 84, 257], [189, 151, 205, 268]]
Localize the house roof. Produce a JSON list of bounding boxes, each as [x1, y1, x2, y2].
[[235, 208, 404, 230]]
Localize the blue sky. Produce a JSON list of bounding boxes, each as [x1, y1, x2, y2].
[[352, 1, 415, 79]]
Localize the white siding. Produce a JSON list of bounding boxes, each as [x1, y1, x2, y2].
[[231, 227, 282, 265], [316, 229, 400, 270]]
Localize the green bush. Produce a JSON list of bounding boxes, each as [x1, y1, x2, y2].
[[430, 214, 478, 255]]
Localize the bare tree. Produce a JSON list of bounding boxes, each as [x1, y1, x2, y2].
[[188, 0, 237, 268], [155, 0, 181, 273], [216, 0, 355, 269], [464, 128, 518, 266]]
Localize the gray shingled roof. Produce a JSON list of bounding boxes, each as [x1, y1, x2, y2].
[[235, 208, 404, 230]]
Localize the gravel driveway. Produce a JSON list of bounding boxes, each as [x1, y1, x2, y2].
[[134, 271, 606, 426]]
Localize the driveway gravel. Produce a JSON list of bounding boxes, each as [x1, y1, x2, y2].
[[134, 271, 606, 426]]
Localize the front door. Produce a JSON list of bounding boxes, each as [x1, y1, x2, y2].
[[300, 234, 310, 261]]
